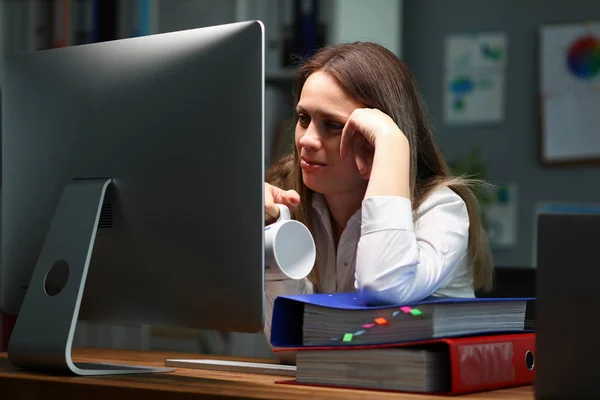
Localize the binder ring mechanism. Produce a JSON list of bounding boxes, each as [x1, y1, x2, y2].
[[525, 350, 535, 371]]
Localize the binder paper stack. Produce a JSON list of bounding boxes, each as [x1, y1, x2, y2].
[[270, 292, 535, 395]]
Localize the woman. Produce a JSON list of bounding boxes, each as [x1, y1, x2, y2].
[[263, 42, 493, 347]]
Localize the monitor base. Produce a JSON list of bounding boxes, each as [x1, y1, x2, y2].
[[7, 178, 172, 375]]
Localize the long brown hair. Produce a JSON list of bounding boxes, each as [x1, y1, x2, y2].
[[267, 42, 493, 292]]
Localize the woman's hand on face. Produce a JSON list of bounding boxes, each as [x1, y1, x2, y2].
[[265, 182, 300, 223], [339, 108, 406, 179]]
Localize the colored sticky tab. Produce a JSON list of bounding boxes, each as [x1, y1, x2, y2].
[[353, 330, 366, 336], [330, 337, 339, 341], [362, 323, 376, 329], [343, 333, 353, 342], [375, 317, 389, 325], [410, 308, 423, 316], [400, 306, 412, 313], [392, 310, 400, 317]]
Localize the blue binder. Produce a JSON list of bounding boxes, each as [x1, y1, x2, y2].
[[270, 292, 534, 348]]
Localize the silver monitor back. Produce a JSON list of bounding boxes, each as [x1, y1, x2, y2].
[[1, 21, 265, 375]]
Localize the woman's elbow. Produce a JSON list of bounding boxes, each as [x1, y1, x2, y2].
[[358, 267, 421, 306], [355, 237, 422, 305]]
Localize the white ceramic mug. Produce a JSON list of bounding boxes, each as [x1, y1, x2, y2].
[[264, 204, 316, 280]]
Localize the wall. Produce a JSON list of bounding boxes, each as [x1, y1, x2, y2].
[[327, 0, 401, 57], [403, 0, 600, 267]]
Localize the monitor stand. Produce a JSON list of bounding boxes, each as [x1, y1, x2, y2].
[[7, 178, 173, 375]]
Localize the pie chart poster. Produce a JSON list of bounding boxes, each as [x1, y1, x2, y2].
[[540, 21, 600, 163]]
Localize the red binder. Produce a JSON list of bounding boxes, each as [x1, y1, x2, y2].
[[276, 333, 535, 395]]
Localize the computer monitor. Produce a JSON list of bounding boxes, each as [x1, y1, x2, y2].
[[535, 212, 600, 399], [1, 20, 265, 375]]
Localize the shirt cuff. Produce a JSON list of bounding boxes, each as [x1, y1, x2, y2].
[[361, 196, 414, 235]]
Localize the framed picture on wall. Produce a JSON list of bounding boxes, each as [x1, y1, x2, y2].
[[539, 21, 600, 165], [443, 31, 507, 125]]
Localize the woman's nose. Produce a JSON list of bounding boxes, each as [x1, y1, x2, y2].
[[298, 124, 322, 150]]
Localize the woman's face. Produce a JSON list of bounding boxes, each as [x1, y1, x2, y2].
[[295, 71, 366, 196]]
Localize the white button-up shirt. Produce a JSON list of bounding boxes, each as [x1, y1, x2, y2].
[[263, 186, 475, 343]]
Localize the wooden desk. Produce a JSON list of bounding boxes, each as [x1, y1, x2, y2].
[[0, 349, 534, 399]]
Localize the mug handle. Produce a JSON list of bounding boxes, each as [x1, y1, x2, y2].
[[276, 204, 291, 221]]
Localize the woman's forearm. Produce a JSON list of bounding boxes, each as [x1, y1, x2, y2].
[[364, 134, 411, 199]]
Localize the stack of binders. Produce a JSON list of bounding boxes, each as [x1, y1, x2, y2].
[[270, 292, 535, 395]]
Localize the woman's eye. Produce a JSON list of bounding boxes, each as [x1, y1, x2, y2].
[[297, 114, 310, 125], [326, 121, 344, 132]]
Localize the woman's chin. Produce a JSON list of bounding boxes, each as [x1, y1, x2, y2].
[[303, 176, 337, 195], [303, 173, 368, 197], [302, 175, 322, 193]]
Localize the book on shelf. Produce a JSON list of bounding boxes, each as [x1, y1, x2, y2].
[[270, 292, 534, 348]]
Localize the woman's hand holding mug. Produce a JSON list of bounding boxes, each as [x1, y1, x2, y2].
[[264, 183, 300, 224], [264, 183, 315, 280]]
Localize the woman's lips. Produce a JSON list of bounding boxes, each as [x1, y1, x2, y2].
[[300, 157, 326, 172]]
